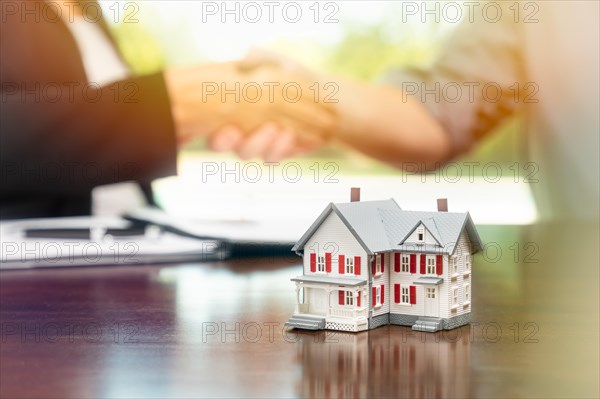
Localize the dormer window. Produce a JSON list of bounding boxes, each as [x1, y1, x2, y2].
[[417, 227, 425, 242]]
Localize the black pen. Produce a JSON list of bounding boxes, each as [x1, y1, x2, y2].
[[24, 224, 147, 240]]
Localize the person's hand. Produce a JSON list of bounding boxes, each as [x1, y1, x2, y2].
[[208, 49, 452, 168], [206, 50, 336, 161], [208, 122, 325, 162], [164, 60, 338, 155]]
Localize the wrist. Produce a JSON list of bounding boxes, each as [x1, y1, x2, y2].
[[163, 66, 229, 146], [330, 77, 372, 141]]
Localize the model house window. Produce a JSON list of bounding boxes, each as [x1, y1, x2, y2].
[[375, 255, 382, 274], [465, 254, 471, 271], [372, 285, 384, 306], [426, 256, 436, 275], [345, 257, 354, 274], [401, 255, 410, 273], [317, 256, 325, 272], [345, 291, 354, 306], [452, 287, 459, 306], [401, 287, 410, 304], [450, 256, 458, 275], [464, 284, 470, 303], [426, 287, 435, 299], [417, 227, 424, 242]]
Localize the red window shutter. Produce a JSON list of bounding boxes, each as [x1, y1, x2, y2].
[[410, 254, 416, 274], [410, 286, 416, 304], [381, 254, 385, 273], [354, 256, 361, 275], [310, 253, 316, 272], [394, 284, 400, 303], [436, 255, 443, 275], [357, 291, 361, 307], [372, 287, 377, 306], [338, 290, 344, 305], [371, 257, 376, 275], [338, 254, 345, 274], [325, 252, 332, 273], [420, 254, 426, 275], [381, 285, 384, 304], [394, 253, 400, 273]]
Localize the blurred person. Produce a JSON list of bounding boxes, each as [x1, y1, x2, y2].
[[0, 0, 335, 219], [216, 1, 599, 221]]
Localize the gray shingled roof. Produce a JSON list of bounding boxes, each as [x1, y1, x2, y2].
[[292, 199, 483, 255], [379, 208, 482, 254], [291, 199, 400, 254], [334, 199, 402, 253]]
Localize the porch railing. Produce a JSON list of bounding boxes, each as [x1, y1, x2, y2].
[[329, 307, 367, 319]]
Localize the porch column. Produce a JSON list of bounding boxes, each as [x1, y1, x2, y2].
[[326, 286, 332, 317], [294, 283, 301, 314]]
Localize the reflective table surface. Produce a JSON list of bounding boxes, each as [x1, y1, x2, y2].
[[1, 224, 598, 398]]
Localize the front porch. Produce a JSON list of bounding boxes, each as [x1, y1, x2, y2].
[[286, 275, 369, 332]]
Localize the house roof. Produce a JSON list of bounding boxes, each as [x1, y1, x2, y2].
[[292, 199, 483, 256], [379, 208, 483, 254], [413, 277, 444, 285], [291, 199, 401, 254], [291, 275, 367, 286]]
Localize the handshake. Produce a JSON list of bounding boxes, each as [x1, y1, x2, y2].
[[164, 50, 451, 168], [164, 51, 341, 162]]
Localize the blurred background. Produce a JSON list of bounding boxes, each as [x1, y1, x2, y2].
[[100, 1, 535, 225]]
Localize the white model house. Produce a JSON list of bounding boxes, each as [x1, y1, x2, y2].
[[286, 189, 483, 332]]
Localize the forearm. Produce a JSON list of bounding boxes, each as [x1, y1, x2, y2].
[[334, 77, 452, 170]]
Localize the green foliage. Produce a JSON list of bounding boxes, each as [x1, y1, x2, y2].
[[107, 2, 201, 75], [321, 24, 437, 80], [110, 22, 165, 75]]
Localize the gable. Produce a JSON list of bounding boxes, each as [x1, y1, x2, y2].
[[400, 221, 442, 247], [301, 212, 365, 258], [293, 199, 401, 255], [292, 204, 372, 255]]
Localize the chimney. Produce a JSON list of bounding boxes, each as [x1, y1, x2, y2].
[[437, 198, 448, 212], [351, 187, 361, 202]]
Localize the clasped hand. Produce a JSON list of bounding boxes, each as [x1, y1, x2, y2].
[[164, 51, 338, 162]]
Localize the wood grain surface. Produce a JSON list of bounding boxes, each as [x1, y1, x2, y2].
[[1, 224, 598, 398]]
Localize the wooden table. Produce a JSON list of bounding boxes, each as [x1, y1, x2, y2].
[[1, 224, 598, 398]]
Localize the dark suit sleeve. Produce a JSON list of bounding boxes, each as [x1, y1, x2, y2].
[[0, 73, 177, 197], [0, 0, 179, 202]]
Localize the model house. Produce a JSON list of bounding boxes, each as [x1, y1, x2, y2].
[[286, 188, 483, 332]]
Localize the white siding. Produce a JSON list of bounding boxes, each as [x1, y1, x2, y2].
[[441, 231, 473, 319], [389, 252, 425, 317], [371, 252, 390, 317], [388, 230, 473, 320], [439, 255, 449, 317], [302, 211, 367, 279]]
